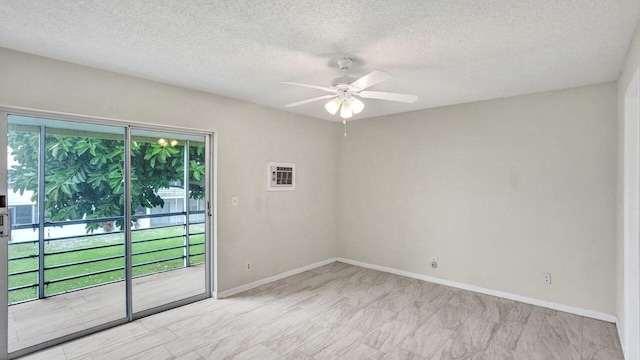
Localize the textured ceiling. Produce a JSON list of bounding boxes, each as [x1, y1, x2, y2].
[[0, 1, 638, 121]]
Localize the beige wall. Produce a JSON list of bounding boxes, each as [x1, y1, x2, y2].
[[617, 23, 640, 346], [0, 47, 340, 292], [338, 83, 617, 315], [0, 46, 622, 319]]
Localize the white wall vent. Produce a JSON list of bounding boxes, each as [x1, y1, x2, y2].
[[267, 162, 295, 191]]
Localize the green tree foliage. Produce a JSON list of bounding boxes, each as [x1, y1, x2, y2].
[[9, 130, 205, 232]]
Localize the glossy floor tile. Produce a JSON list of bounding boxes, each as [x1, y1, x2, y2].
[[18, 262, 623, 360]]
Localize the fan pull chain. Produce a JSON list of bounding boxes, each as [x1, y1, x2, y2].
[[343, 119, 347, 137]]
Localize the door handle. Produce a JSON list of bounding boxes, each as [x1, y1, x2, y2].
[[0, 209, 11, 240]]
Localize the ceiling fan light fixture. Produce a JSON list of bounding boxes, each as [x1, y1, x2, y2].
[[325, 97, 341, 115], [283, 58, 417, 123], [340, 100, 353, 119], [349, 97, 365, 114]]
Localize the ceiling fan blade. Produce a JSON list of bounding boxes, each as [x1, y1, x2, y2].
[[349, 70, 392, 91], [357, 91, 418, 103], [285, 94, 336, 107], [281, 81, 336, 93]]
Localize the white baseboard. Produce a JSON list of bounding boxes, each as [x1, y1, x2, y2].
[[214, 257, 338, 299], [336, 257, 617, 324], [617, 321, 626, 358], [212, 256, 616, 324]]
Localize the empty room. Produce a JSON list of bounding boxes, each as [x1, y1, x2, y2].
[[0, 1, 639, 359]]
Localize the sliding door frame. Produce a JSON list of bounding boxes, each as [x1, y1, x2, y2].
[[0, 106, 215, 359]]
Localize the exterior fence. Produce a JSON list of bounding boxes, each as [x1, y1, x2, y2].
[[8, 210, 205, 304]]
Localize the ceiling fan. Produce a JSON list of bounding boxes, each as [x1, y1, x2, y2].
[[282, 58, 418, 120]]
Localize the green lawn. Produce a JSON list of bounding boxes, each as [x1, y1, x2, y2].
[[8, 224, 205, 304]]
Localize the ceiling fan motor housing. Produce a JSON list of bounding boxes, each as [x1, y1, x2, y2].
[[332, 58, 356, 87], [337, 89, 351, 101], [331, 75, 356, 87]]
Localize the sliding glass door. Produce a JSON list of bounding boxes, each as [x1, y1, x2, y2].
[[1, 111, 212, 358], [6, 115, 128, 355], [129, 129, 208, 315]]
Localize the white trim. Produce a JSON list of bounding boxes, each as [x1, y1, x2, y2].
[[212, 132, 219, 297], [618, 320, 626, 353], [215, 258, 338, 299], [336, 258, 617, 323], [625, 66, 640, 360], [1, 112, 9, 358], [215, 256, 616, 323]]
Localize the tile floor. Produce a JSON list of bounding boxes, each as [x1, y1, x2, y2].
[[19, 262, 623, 359]]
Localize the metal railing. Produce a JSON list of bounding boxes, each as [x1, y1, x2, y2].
[[8, 210, 206, 304]]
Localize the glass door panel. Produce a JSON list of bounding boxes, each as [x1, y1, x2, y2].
[[130, 129, 207, 314], [7, 115, 127, 354]]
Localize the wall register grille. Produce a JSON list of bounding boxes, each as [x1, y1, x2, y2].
[[267, 162, 295, 191]]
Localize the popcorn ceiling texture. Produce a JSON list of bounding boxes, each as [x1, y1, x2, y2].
[[0, 0, 638, 121]]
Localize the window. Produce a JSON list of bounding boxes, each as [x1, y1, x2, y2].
[[9, 205, 37, 226]]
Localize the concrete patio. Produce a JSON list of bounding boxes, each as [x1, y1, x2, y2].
[[8, 265, 205, 353]]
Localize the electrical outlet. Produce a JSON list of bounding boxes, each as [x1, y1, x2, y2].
[[543, 273, 552, 284], [431, 257, 438, 269], [245, 262, 251, 271]]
